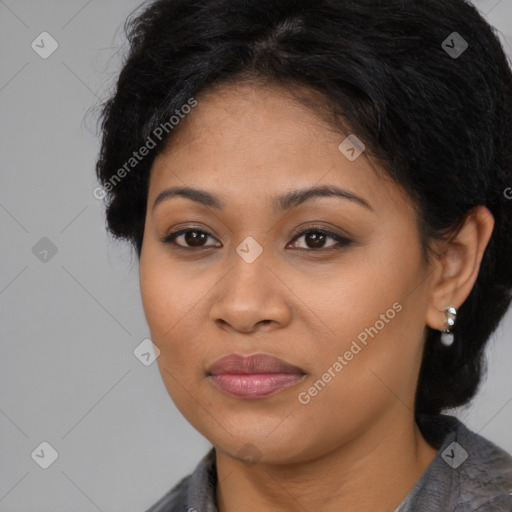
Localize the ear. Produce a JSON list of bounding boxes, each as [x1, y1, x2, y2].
[[425, 205, 495, 331]]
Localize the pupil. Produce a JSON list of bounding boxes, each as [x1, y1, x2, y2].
[[306, 232, 325, 248], [185, 230, 207, 246]]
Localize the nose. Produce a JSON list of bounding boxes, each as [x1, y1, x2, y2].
[[208, 247, 292, 333]]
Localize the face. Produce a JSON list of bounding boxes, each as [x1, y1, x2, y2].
[[139, 81, 435, 465]]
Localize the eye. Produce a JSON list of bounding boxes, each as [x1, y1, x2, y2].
[[287, 226, 353, 251], [161, 228, 221, 249], [161, 225, 352, 251]]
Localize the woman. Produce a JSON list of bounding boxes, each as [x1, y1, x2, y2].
[[94, 0, 512, 510]]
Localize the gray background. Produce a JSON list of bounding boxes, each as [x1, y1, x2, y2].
[[0, 1, 511, 511]]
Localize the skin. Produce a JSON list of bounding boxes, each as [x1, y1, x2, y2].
[[138, 81, 494, 512]]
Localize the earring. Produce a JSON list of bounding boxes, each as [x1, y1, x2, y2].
[[440, 306, 457, 347]]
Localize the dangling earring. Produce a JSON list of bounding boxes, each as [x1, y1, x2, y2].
[[440, 306, 457, 346]]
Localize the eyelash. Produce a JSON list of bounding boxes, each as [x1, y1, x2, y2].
[[161, 225, 353, 252]]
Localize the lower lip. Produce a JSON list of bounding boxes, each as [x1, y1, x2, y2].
[[209, 373, 304, 399]]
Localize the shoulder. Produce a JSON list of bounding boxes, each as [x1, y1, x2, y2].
[[453, 419, 512, 511], [144, 474, 191, 512], [144, 448, 217, 512], [397, 414, 512, 512]]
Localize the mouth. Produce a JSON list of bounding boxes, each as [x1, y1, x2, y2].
[[206, 353, 306, 399]]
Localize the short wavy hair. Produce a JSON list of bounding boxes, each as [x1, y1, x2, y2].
[[95, 0, 512, 417]]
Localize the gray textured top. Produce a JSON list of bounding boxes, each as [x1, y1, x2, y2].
[[145, 414, 512, 511]]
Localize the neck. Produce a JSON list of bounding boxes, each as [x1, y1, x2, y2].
[[215, 409, 438, 512]]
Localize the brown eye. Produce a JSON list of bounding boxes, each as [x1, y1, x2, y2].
[[162, 228, 221, 248], [302, 231, 328, 249], [289, 228, 352, 251], [183, 230, 208, 247]]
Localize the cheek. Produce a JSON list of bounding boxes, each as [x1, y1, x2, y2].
[[139, 259, 207, 413], [139, 260, 195, 381], [140, 250, 204, 335], [295, 245, 412, 342], [293, 306, 423, 456], [295, 242, 425, 409]]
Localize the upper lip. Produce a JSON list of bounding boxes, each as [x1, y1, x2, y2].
[[207, 353, 306, 375]]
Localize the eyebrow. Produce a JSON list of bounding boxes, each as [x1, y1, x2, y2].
[[152, 184, 374, 213]]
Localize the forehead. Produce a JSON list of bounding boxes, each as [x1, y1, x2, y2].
[[148, 81, 407, 213]]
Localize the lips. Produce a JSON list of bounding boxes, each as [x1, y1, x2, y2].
[[206, 353, 306, 399], [207, 353, 306, 376]]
